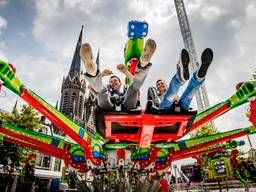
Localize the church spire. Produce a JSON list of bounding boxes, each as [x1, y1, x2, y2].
[[12, 100, 18, 112], [68, 25, 84, 79]]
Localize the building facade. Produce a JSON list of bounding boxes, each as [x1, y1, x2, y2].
[[59, 26, 97, 134]]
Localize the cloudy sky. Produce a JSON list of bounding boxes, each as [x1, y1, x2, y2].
[[0, 0, 256, 156]]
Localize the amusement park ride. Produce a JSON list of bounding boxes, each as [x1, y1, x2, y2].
[[0, 0, 256, 190], [0, 20, 256, 188]]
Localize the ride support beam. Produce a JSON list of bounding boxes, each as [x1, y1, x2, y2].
[[173, 147, 224, 161], [172, 131, 247, 158], [20, 88, 100, 165], [0, 127, 66, 156], [190, 104, 229, 133], [5, 137, 63, 159]]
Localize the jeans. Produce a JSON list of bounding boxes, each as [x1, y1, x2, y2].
[[85, 63, 151, 111], [160, 72, 204, 110]]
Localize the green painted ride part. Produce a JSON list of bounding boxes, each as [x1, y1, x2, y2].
[[124, 38, 144, 85]]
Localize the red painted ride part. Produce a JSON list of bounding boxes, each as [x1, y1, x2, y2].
[[20, 88, 100, 165], [249, 99, 256, 127], [174, 147, 224, 162], [153, 131, 247, 172], [117, 149, 126, 162], [4, 134, 88, 172], [105, 112, 191, 147], [190, 104, 229, 133], [5, 137, 63, 159], [128, 58, 139, 76], [24, 153, 37, 165], [139, 146, 160, 169]]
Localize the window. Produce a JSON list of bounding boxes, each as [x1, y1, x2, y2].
[[37, 126, 48, 134], [54, 158, 62, 172], [62, 92, 69, 114], [36, 154, 51, 170], [78, 95, 83, 118], [70, 93, 76, 115]]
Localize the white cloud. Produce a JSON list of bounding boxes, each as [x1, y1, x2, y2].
[[0, 40, 7, 61], [246, 3, 256, 17], [0, 16, 7, 29], [0, 50, 7, 61], [0, 0, 248, 139], [0, 0, 8, 7], [201, 6, 220, 22], [0, 54, 64, 112], [12, 55, 65, 105], [0, 15, 7, 61]]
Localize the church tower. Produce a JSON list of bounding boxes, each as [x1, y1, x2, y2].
[[59, 26, 86, 127]]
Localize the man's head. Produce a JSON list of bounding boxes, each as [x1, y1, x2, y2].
[[109, 75, 122, 90], [156, 79, 167, 95]]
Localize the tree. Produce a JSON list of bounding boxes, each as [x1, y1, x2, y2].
[[190, 124, 219, 139], [252, 68, 256, 80], [190, 124, 221, 180], [0, 105, 40, 192]]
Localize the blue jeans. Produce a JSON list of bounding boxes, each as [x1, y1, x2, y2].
[[160, 73, 204, 110]]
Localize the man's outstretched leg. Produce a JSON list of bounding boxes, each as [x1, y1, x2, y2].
[[123, 39, 156, 110], [180, 48, 213, 110], [160, 49, 190, 109], [80, 43, 114, 110]]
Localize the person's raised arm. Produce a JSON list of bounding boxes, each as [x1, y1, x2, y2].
[[116, 64, 133, 81]]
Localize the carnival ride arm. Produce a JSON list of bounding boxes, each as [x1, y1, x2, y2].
[[190, 81, 256, 133], [0, 122, 88, 172], [0, 60, 104, 165]]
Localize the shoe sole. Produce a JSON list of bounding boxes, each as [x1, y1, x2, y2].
[[198, 48, 213, 79], [141, 39, 156, 64], [80, 43, 96, 74], [180, 49, 190, 81]]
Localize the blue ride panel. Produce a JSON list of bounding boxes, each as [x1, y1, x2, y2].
[[51, 138, 60, 147], [72, 155, 86, 163], [128, 21, 148, 38]]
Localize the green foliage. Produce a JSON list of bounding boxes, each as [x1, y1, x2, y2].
[[190, 124, 226, 181], [0, 104, 40, 190], [0, 105, 40, 129], [190, 124, 219, 139], [252, 68, 256, 80]]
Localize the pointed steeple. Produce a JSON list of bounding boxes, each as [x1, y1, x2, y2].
[[55, 100, 59, 110], [68, 25, 84, 79], [12, 100, 18, 112]]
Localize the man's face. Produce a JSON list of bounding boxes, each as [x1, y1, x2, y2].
[[156, 80, 167, 94], [109, 77, 121, 90]]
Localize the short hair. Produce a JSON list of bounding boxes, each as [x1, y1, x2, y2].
[[156, 79, 165, 86], [109, 75, 121, 83]]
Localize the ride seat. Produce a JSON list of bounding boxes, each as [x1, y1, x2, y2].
[[95, 102, 197, 147]]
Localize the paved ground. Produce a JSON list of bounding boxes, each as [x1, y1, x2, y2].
[[172, 180, 256, 192]]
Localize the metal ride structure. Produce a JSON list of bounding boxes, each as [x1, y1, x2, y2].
[[174, 0, 210, 113], [1, 20, 256, 191]]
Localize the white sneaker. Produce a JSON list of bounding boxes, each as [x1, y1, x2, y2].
[[80, 43, 97, 76], [140, 39, 156, 67]]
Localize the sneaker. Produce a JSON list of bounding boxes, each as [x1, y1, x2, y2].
[[197, 48, 213, 79], [140, 39, 156, 67], [177, 49, 190, 82], [80, 43, 97, 76]]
